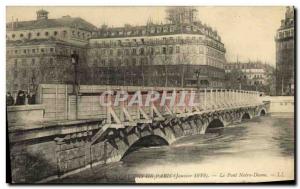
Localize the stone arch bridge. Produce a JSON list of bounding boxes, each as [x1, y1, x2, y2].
[[7, 84, 268, 183]]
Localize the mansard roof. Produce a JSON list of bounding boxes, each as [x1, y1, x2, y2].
[[7, 16, 97, 32], [94, 21, 222, 42]]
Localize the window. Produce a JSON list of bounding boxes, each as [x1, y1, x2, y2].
[[50, 48, 54, 53], [199, 46, 204, 54], [162, 47, 167, 54], [12, 34, 15, 38], [176, 46, 180, 53], [150, 47, 154, 55], [41, 48, 45, 53], [102, 49, 107, 55], [20, 33, 24, 37], [14, 50, 18, 54], [49, 58, 54, 64], [32, 49, 36, 53], [109, 49, 113, 55], [117, 49, 122, 56], [139, 48, 144, 55], [23, 49, 26, 54], [31, 59, 35, 65], [54, 31, 58, 36], [132, 58, 136, 66], [169, 46, 173, 54], [37, 32, 40, 37], [45, 32, 49, 36], [132, 48, 137, 55], [101, 59, 106, 66], [14, 59, 18, 67], [63, 31, 67, 37], [28, 33, 32, 39]]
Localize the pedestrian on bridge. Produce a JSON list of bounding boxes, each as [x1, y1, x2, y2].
[[6, 92, 14, 106], [15, 90, 26, 105]]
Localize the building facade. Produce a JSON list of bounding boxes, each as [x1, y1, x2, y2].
[[6, 7, 227, 95], [6, 10, 97, 94], [225, 61, 275, 94], [275, 6, 295, 96], [87, 7, 227, 88]]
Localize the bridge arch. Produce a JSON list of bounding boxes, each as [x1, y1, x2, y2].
[[121, 134, 169, 160], [259, 108, 267, 116], [241, 112, 251, 121], [205, 118, 224, 134]]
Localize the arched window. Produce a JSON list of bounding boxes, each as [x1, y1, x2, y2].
[[20, 33, 24, 37], [54, 31, 58, 36], [45, 31, 49, 36]]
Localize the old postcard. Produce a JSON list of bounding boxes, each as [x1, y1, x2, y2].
[[6, 6, 295, 184]]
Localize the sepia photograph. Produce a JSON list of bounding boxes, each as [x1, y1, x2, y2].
[[5, 5, 295, 184]]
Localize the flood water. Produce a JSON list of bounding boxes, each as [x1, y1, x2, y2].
[[56, 114, 295, 183]]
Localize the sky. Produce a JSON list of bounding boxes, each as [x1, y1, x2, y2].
[[6, 6, 286, 66]]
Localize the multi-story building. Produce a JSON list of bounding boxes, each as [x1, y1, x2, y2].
[[225, 61, 275, 93], [6, 7, 227, 95], [275, 6, 295, 96], [6, 9, 97, 94], [225, 61, 272, 85], [87, 7, 227, 88]]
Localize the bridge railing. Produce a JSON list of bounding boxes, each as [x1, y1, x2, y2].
[[35, 84, 262, 122]]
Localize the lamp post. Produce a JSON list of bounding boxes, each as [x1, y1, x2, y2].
[[237, 76, 242, 90], [71, 51, 79, 93], [194, 69, 201, 90], [71, 51, 79, 119]]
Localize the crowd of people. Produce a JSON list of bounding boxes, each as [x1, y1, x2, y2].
[[6, 90, 36, 106]]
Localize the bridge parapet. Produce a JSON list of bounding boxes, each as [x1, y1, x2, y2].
[[7, 84, 268, 183]]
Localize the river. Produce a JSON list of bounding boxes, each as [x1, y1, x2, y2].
[[55, 114, 294, 183]]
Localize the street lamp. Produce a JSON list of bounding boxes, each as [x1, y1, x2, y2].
[[194, 69, 201, 90], [71, 51, 79, 94], [71, 51, 79, 119], [237, 75, 246, 90]]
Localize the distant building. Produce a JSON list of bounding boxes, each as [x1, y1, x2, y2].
[[6, 9, 97, 94], [87, 7, 227, 88], [275, 6, 295, 96], [225, 61, 275, 93]]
